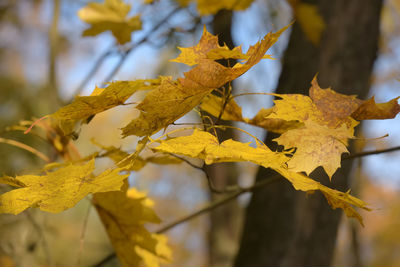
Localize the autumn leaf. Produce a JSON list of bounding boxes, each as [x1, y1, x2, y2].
[[288, 1, 325, 45], [153, 129, 369, 224], [174, 0, 255, 15], [351, 96, 400, 120], [200, 94, 244, 121], [171, 26, 272, 66], [200, 94, 302, 133], [78, 0, 142, 44], [122, 25, 289, 137], [277, 169, 370, 226], [0, 159, 128, 214], [52, 79, 160, 136], [93, 140, 181, 171], [93, 182, 171, 267], [268, 77, 399, 178], [274, 120, 352, 178]]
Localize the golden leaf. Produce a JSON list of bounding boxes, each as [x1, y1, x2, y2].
[[200, 94, 244, 121], [171, 26, 272, 66], [200, 95, 301, 133], [196, 0, 255, 15], [52, 79, 160, 135], [78, 0, 142, 44], [351, 96, 400, 120], [309, 77, 362, 128], [93, 141, 181, 171], [122, 25, 289, 137], [0, 160, 128, 214], [274, 121, 352, 178], [93, 182, 171, 267], [153, 129, 369, 224], [289, 2, 326, 45]]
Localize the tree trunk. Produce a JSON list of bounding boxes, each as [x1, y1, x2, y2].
[[208, 10, 242, 267], [235, 1, 382, 267]]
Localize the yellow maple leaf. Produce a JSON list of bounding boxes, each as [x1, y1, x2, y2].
[[200, 94, 244, 121], [78, 0, 142, 44], [93, 182, 171, 267], [93, 140, 181, 170], [0, 159, 128, 214], [274, 120, 352, 178], [200, 95, 302, 133], [153, 129, 369, 224], [196, 0, 255, 15], [122, 25, 289, 137], [52, 79, 160, 136], [309, 77, 362, 128], [171, 26, 272, 66], [121, 76, 210, 137], [288, 1, 325, 45], [268, 77, 399, 178], [351, 96, 400, 120]]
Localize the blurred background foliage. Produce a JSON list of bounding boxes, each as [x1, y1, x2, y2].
[[0, 0, 399, 266]]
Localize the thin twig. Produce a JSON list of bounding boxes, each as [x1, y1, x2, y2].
[[215, 84, 232, 125], [156, 174, 281, 233], [76, 203, 92, 267], [25, 211, 54, 267], [102, 6, 180, 84], [74, 44, 114, 96], [171, 154, 237, 193], [344, 146, 400, 160], [0, 137, 50, 163]]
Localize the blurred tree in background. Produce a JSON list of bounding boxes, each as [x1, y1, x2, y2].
[[0, 1, 400, 267]]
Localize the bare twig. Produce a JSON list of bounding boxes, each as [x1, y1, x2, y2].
[[76, 203, 92, 267], [102, 6, 180, 84], [344, 146, 400, 160], [170, 154, 239, 194], [73, 44, 114, 96], [0, 137, 50, 163], [157, 174, 281, 233], [25, 211, 54, 267]]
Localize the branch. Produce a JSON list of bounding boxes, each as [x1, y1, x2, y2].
[[102, 6, 180, 84], [157, 174, 281, 233], [73, 43, 114, 96], [171, 154, 239, 194], [0, 137, 50, 163], [344, 146, 400, 160]]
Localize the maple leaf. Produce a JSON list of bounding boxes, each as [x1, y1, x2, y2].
[[288, 1, 325, 45], [93, 140, 181, 171], [93, 182, 171, 267], [78, 0, 142, 44], [351, 96, 400, 120], [0, 159, 128, 214], [122, 25, 289, 137], [274, 120, 352, 178], [171, 26, 272, 66], [52, 79, 160, 136], [153, 129, 369, 224], [268, 77, 399, 178], [200, 94, 302, 133], [177, 0, 255, 15], [200, 94, 244, 121]]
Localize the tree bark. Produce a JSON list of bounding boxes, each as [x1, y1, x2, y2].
[[235, 1, 382, 267], [208, 10, 242, 267]]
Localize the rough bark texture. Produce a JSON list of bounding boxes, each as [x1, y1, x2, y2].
[[234, 1, 382, 267], [208, 10, 242, 267]]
